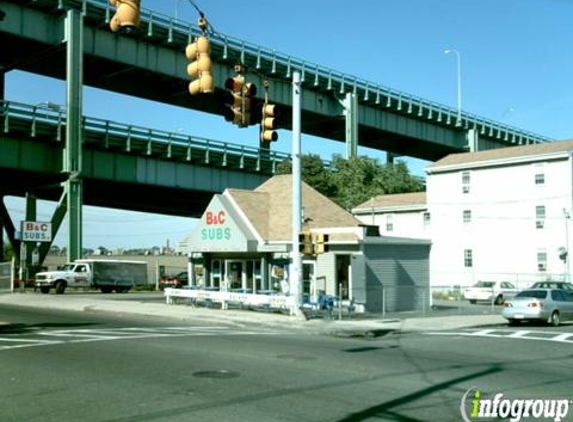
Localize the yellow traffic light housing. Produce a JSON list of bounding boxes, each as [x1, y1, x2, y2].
[[186, 35, 214, 95], [314, 233, 329, 254], [299, 232, 314, 255], [260, 103, 279, 142], [109, 0, 141, 33], [224, 65, 257, 127]]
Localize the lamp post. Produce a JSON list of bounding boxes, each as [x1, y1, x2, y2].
[[444, 49, 462, 126]]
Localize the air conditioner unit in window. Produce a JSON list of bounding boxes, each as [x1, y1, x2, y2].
[[538, 263, 547, 272], [536, 220, 545, 229], [462, 185, 470, 194]]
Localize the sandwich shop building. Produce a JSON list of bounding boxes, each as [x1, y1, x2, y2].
[[167, 175, 431, 314]]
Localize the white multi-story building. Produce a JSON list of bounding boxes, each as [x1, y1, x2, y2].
[[354, 140, 573, 288], [353, 192, 429, 239]]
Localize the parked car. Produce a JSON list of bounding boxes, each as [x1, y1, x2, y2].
[[463, 281, 518, 305], [530, 281, 573, 292], [158, 271, 188, 290], [502, 288, 573, 326]]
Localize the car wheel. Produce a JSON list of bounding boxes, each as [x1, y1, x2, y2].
[[549, 311, 560, 327], [495, 295, 504, 305], [508, 319, 519, 326], [469, 300, 476, 304], [40, 286, 50, 294], [55, 281, 66, 295]]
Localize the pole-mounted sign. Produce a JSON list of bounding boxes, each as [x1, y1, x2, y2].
[[21, 221, 52, 242]]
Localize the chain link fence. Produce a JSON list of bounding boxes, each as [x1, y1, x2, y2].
[[432, 271, 569, 290], [0, 260, 14, 292]]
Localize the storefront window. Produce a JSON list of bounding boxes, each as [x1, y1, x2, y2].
[[211, 260, 223, 288]]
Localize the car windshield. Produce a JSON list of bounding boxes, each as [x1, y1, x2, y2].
[[475, 281, 495, 288], [60, 264, 75, 271], [516, 290, 548, 299]]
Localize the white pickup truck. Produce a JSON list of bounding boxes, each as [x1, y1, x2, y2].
[[35, 259, 148, 294]]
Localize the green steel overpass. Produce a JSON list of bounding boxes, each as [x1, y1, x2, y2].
[[0, 100, 287, 261], [0, 0, 553, 264], [0, 0, 552, 162]]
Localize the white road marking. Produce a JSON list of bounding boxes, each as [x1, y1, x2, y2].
[[0, 326, 273, 351], [426, 329, 573, 344]]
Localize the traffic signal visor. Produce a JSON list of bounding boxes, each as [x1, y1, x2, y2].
[[223, 75, 257, 127]]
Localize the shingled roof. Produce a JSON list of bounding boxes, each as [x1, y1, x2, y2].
[[226, 175, 363, 242], [428, 139, 573, 172], [353, 192, 427, 212]]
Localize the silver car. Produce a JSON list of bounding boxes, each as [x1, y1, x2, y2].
[[530, 281, 573, 292], [502, 288, 573, 326]]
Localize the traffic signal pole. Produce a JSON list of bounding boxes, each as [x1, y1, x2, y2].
[[290, 71, 303, 316]]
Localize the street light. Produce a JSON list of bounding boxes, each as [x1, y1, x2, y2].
[[34, 102, 63, 141], [444, 49, 462, 127]]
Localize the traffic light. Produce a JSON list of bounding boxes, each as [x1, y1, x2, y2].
[[109, 0, 141, 33], [314, 233, 329, 254], [224, 66, 257, 127], [186, 35, 214, 95], [299, 232, 313, 255], [260, 102, 279, 142]]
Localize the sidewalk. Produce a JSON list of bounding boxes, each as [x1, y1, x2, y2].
[[0, 292, 507, 337]]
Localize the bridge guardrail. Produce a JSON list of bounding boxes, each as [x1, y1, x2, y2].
[[1, 100, 291, 175]]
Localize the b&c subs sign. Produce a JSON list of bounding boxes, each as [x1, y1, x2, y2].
[[22, 221, 52, 242], [201, 210, 231, 241]]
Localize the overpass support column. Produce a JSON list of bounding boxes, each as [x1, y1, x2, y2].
[[64, 9, 84, 262], [343, 92, 358, 159], [25, 193, 37, 268], [467, 128, 479, 152]]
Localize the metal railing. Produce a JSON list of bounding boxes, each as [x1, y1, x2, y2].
[[1, 100, 290, 175], [27, 0, 554, 146], [0, 261, 14, 292]]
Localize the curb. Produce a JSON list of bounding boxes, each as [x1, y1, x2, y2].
[[0, 293, 507, 336]]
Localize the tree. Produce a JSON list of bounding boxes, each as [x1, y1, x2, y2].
[[276, 153, 337, 199], [2, 242, 14, 262], [277, 153, 424, 210]]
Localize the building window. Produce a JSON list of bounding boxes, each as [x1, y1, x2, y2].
[[464, 249, 473, 268], [534, 163, 545, 186], [386, 214, 394, 232], [536, 205, 546, 229], [463, 210, 472, 224], [423, 212, 431, 227], [462, 171, 470, 194], [537, 251, 547, 272]]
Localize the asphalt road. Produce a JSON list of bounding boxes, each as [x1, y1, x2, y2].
[[1, 305, 572, 422]]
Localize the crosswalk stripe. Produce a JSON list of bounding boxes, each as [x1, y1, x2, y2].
[[0, 326, 273, 352], [426, 329, 573, 344]]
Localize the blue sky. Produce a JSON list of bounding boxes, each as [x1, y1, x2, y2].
[[4, 0, 573, 249]]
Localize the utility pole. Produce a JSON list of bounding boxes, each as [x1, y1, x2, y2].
[[290, 71, 303, 316]]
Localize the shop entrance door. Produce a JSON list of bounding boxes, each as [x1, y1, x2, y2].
[[336, 255, 351, 300], [225, 260, 245, 291], [302, 261, 316, 303]]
